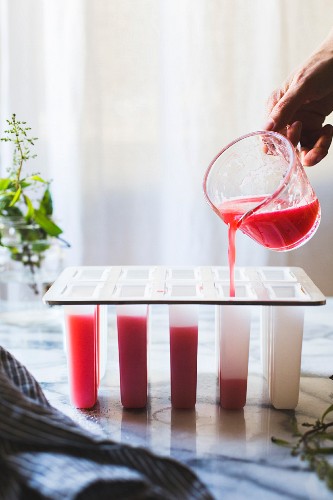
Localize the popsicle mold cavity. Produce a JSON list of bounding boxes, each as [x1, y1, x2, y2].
[[169, 305, 198, 409], [116, 304, 149, 409], [218, 305, 251, 410], [64, 304, 98, 408]]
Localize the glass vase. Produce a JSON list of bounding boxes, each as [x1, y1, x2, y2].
[[0, 216, 66, 306]]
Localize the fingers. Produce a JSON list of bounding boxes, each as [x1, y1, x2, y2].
[[286, 121, 302, 147], [263, 121, 301, 147], [262, 120, 332, 167], [260, 121, 301, 157], [301, 124, 333, 166], [264, 85, 307, 132], [264, 89, 282, 130]]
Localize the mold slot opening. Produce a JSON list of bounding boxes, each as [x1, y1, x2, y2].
[[270, 285, 306, 299], [65, 285, 98, 298], [119, 285, 148, 298], [169, 285, 198, 297], [170, 269, 196, 280], [123, 269, 151, 280], [78, 269, 107, 281]]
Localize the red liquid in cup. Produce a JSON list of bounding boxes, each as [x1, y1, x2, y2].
[[66, 311, 98, 408], [170, 325, 198, 409], [117, 314, 148, 409], [218, 196, 320, 296], [219, 377, 247, 410]]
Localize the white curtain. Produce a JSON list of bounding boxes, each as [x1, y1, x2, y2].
[[1, 0, 333, 293]]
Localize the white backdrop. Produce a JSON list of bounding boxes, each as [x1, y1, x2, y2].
[[1, 0, 333, 293]]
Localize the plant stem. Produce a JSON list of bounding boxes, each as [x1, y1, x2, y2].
[[13, 116, 24, 188], [22, 242, 40, 295], [298, 421, 333, 450]]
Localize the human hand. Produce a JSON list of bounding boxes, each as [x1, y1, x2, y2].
[[264, 30, 333, 166]]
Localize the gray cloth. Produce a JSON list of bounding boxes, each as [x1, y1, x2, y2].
[[0, 346, 213, 499]]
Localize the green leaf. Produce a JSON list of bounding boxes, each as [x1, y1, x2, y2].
[[27, 174, 46, 183], [20, 181, 31, 188], [308, 447, 333, 455], [0, 195, 13, 212], [32, 242, 50, 253], [39, 188, 53, 216], [9, 187, 21, 207], [23, 194, 34, 219], [34, 209, 62, 237], [0, 178, 11, 190], [310, 432, 333, 441], [271, 437, 291, 447], [322, 405, 333, 422], [4, 205, 23, 217]]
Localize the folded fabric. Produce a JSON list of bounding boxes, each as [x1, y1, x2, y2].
[[0, 346, 213, 499]]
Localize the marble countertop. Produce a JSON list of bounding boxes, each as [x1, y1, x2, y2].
[[1, 299, 333, 499]]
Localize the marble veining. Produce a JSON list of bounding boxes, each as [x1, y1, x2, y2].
[[0, 300, 333, 499]]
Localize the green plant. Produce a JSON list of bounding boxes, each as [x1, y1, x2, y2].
[[0, 113, 68, 293], [272, 379, 333, 490]]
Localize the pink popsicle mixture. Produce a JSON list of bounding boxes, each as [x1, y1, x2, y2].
[[170, 325, 198, 409], [117, 314, 148, 409]]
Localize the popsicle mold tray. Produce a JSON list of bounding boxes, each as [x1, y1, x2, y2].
[[43, 265, 325, 305], [43, 266, 326, 411]]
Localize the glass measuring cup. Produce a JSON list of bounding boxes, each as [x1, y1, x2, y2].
[[203, 131, 321, 296], [203, 130, 320, 251]]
